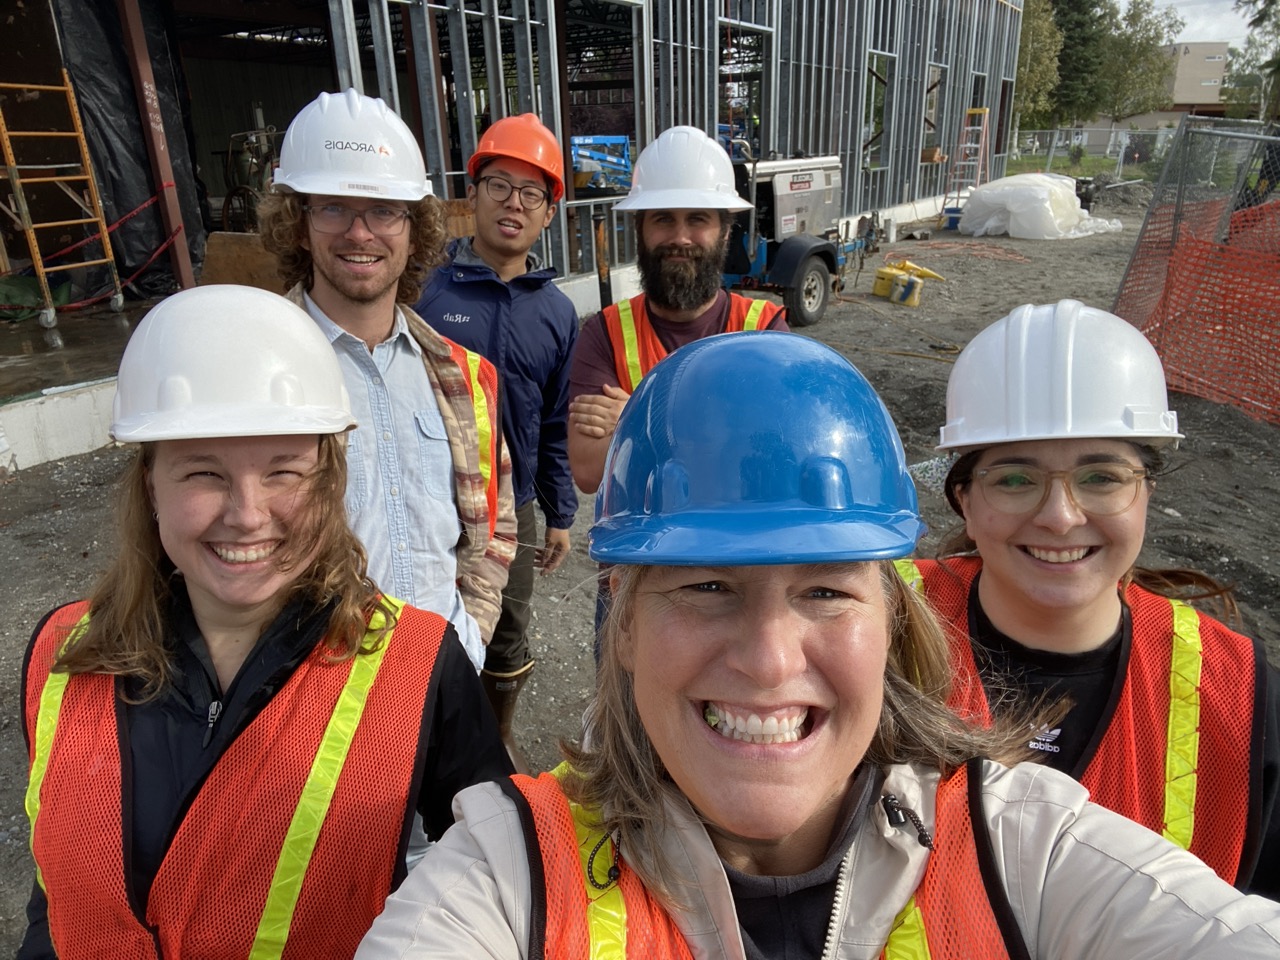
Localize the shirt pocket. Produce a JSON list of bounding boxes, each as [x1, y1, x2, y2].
[[415, 407, 454, 500], [343, 426, 369, 515]]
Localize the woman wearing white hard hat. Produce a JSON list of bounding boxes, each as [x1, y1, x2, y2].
[[18, 285, 511, 958], [358, 332, 1280, 959], [899, 299, 1280, 899]]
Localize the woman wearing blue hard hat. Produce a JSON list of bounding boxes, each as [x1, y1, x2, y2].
[[899, 299, 1280, 899], [357, 331, 1280, 958]]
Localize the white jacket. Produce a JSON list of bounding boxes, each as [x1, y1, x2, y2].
[[356, 760, 1280, 959]]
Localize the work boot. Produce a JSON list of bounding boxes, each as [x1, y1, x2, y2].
[[481, 661, 535, 776]]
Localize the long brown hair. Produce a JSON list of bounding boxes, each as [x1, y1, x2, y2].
[[560, 561, 1046, 902], [940, 444, 1241, 626], [256, 191, 448, 304], [54, 434, 395, 700]]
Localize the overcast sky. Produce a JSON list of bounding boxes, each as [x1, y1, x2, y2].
[[1153, 0, 1253, 45]]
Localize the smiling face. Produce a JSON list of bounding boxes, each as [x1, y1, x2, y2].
[[150, 435, 322, 628], [303, 194, 414, 308], [955, 438, 1151, 648], [468, 157, 556, 267], [621, 562, 891, 875]]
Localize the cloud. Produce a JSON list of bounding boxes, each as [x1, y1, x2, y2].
[[1153, 0, 1252, 45]]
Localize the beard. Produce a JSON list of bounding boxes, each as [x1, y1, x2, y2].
[[637, 230, 729, 313]]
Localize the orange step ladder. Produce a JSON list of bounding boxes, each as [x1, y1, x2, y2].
[[940, 107, 990, 228]]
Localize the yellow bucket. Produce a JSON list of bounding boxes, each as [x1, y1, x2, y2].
[[872, 266, 905, 298], [890, 273, 924, 307]]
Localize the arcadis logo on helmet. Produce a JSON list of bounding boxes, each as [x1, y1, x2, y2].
[[323, 139, 393, 157]]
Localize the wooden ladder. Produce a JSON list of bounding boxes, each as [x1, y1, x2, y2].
[[0, 69, 123, 327], [940, 107, 990, 227]]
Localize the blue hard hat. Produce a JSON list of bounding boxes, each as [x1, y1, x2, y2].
[[590, 331, 926, 565]]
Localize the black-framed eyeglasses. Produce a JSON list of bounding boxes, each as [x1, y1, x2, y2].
[[477, 175, 550, 210], [303, 203, 412, 237], [973, 463, 1151, 517]]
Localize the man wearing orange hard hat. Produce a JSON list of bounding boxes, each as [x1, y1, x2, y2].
[[415, 113, 578, 773]]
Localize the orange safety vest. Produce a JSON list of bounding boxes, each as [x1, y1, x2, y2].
[[446, 340, 502, 537], [602, 293, 783, 392], [510, 761, 1015, 959], [897, 556, 1259, 886], [24, 597, 445, 959]]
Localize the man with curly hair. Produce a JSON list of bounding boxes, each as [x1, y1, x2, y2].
[[258, 90, 515, 678]]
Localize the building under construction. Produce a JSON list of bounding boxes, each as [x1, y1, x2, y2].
[[3, 0, 1022, 308]]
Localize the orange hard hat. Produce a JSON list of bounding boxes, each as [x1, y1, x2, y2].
[[467, 113, 565, 202]]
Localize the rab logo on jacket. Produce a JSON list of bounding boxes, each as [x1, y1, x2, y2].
[[440, 312, 470, 324]]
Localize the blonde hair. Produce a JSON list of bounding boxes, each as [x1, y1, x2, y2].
[[560, 561, 1043, 901], [54, 435, 396, 699], [256, 191, 448, 303]]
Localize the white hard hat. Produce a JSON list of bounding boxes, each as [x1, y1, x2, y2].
[[938, 299, 1181, 451], [614, 126, 752, 212], [273, 89, 432, 200], [111, 285, 356, 442]]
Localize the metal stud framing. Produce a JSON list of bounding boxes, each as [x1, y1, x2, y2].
[[331, 0, 1022, 277]]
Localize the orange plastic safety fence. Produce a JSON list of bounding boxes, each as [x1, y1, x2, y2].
[[1117, 195, 1280, 425]]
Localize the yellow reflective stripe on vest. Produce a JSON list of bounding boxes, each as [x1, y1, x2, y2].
[[883, 895, 930, 959], [742, 299, 767, 330], [616, 298, 646, 392], [248, 597, 404, 958], [463, 350, 495, 494], [894, 559, 924, 594], [25, 613, 90, 891], [1162, 598, 1203, 851], [554, 762, 627, 958]]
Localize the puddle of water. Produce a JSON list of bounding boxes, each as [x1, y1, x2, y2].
[[0, 302, 151, 403]]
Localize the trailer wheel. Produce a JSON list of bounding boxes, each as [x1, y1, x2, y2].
[[784, 255, 830, 327]]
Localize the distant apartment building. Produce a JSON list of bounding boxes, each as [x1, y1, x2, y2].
[[1168, 42, 1230, 112], [1127, 41, 1230, 129]]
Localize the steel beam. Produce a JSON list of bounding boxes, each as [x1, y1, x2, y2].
[[115, 0, 194, 289]]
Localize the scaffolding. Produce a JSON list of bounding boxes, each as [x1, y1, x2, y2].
[[0, 71, 123, 326]]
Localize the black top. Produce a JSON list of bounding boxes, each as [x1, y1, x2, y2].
[[966, 574, 1280, 900], [19, 585, 513, 959], [969, 596, 1124, 777], [725, 766, 882, 960]]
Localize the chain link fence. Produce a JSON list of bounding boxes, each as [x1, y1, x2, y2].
[[1113, 116, 1280, 424]]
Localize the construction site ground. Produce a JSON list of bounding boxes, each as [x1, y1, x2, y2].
[[2, 196, 1277, 948]]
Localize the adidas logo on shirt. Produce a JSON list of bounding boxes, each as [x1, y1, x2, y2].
[[1029, 726, 1062, 754]]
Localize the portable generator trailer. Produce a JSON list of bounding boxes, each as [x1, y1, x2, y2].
[[723, 151, 880, 327]]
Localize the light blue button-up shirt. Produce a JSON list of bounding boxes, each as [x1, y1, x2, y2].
[[303, 293, 484, 670]]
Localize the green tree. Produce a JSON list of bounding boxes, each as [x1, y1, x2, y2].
[[1016, 0, 1064, 129], [1094, 0, 1183, 126], [1234, 0, 1280, 119], [1049, 0, 1109, 124], [1225, 29, 1279, 118]]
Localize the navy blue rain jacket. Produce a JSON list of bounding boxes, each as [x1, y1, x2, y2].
[[416, 238, 579, 530]]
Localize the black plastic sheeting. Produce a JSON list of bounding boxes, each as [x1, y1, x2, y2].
[[53, 0, 209, 297]]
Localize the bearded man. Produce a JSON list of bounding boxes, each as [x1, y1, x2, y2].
[[567, 126, 789, 495]]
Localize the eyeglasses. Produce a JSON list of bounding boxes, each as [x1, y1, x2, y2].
[[303, 203, 412, 237], [477, 175, 550, 210], [973, 463, 1150, 517]]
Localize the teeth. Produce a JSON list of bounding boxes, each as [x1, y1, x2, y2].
[[341, 255, 379, 264], [1026, 546, 1090, 563], [212, 543, 279, 564], [704, 703, 807, 744]]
